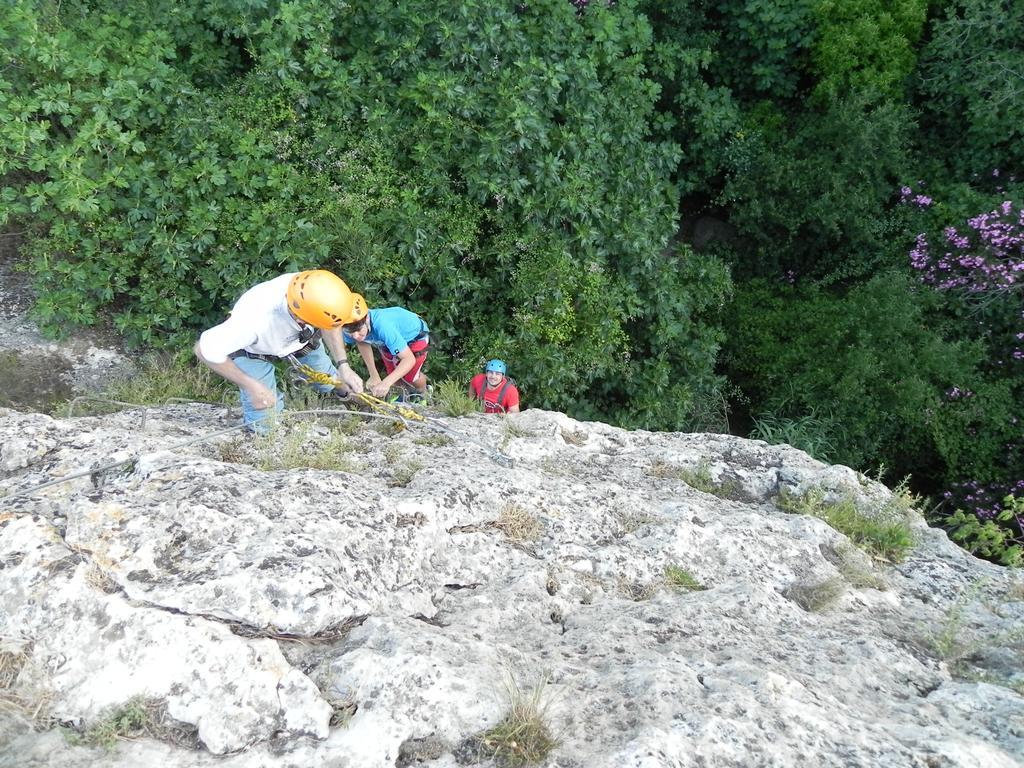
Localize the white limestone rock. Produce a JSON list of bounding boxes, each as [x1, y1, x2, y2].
[[1, 405, 1022, 768]]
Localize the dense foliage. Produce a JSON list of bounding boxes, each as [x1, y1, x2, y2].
[[1, 0, 1020, 562]]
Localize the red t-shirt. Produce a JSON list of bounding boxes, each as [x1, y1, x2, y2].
[[470, 373, 520, 413]]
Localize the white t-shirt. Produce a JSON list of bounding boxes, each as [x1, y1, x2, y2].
[[198, 273, 312, 363]]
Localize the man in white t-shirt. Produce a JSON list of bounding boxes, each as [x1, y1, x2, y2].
[[195, 270, 366, 433]]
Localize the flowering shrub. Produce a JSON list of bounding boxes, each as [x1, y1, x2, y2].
[[908, 197, 1024, 310], [903, 183, 1023, 564]]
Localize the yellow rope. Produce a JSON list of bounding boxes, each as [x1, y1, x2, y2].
[[289, 358, 425, 422]]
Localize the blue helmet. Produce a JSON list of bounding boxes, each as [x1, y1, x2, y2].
[[485, 359, 507, 375]]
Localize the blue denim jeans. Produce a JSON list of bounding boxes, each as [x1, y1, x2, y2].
[[233, 343, 339, 434]]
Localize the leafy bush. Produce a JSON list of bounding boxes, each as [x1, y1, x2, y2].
[[723, 272, 1000, 485], [942, 496, 1023, 568], [717, 96, 914, 281], [811, 0, 927, 103], [1, 0, 727, 433]]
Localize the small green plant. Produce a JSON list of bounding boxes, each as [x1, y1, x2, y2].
[[75, 697, 199, 750], [921, 581, 1024, 695], [433, 379, 480, 417], [879, 476, 924, 520], [491, 504, 544, 542], [650, 459, 742, 500], [678, 460, 717, 495], [222, 423, 358, 472], [776, 487, 914, 563], [101, 352, 231, 406], [664, 565, 705, 592], [388, 459, 423, 488], [80, 698, 154, 749], [475, 675, 556, 766]]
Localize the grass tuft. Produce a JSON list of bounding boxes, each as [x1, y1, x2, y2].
[[433, 379, 480, 417], [491, 504, 544, 542], [649, 459, 741, 500], [220, 422, 358, 472], [783, 577, 847, 612], [664, 565, 705, 592], [74, 697, 199, 750], [776, 487, 914, 563], [0, 639, 55, 730], [100, 352, 231, 407], [475, 675, 557, 767]]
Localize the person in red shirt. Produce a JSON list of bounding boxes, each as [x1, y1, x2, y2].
[[469, 359, 521, 413]]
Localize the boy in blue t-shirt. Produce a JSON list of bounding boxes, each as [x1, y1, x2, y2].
[[343, 307, 429, 398]]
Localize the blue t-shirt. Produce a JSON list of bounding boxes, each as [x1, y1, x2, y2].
[[344, 307, 428, 355]]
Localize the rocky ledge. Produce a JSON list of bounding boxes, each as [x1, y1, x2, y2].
[[1, 404, 1021, 768]]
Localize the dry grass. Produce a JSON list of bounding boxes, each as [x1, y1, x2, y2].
[[0, 639, 55, 730], [490, 504, 544, 542], [559, 427, 588, 446], [831, 544, 889, 590], [783, 577, 847, 612], [620, 579, 658, 602]]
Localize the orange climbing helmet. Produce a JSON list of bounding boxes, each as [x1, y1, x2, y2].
[[286, 270, 367, 329]]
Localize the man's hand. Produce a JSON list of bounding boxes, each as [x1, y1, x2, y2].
[[244, 382, 278, 410], [340, 366, 364, 394], [369, 380, 391, 398]]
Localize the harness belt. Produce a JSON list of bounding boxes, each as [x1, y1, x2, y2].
[[229, 330, 323, 364]]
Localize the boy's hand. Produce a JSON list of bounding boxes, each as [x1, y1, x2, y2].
[[369, 380, 390, 398]]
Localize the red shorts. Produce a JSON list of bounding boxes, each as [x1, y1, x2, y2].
[[380, 339, 429, 385]]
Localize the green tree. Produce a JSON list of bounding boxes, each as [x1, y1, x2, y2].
[[722, 272, 996, 482], [916, 0, 1024, 177]]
